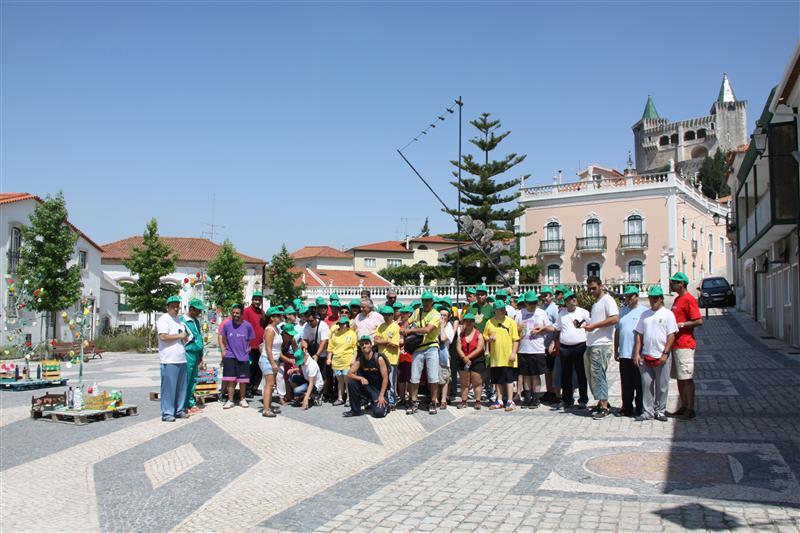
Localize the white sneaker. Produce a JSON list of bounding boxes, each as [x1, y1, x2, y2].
[[223, 400, 233, 409], [239, 400, 249, 408]]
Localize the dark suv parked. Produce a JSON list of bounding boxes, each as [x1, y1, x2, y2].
[[698, 276, 735, 308]]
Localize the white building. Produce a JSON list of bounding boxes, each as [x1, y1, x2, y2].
[[99, 236, 266, 331], [0, 193, 104, 343]]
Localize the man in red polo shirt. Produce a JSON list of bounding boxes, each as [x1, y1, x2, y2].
[[668, 272, 703, 420], [242, 291, 266, 398]]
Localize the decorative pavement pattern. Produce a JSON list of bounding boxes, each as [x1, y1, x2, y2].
[[2, 308, 800, 532]]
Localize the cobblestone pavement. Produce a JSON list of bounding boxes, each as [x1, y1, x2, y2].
[[2, 309, 800, 532]]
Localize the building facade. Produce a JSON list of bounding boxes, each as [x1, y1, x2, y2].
[[728, 43, 800, 348], [632, 74, 748, 176]]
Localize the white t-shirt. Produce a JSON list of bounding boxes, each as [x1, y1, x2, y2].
[[587, 293, 620, 347], [634, 307, 679, 357], [300, 357, 324, 392], [439, 322, 455, 369], [302, 320, 330, 358], [554, 307, 591, 345], [516, 307, 551, 354], [505, 304, 519, 321], [156, 313, 187, 364]]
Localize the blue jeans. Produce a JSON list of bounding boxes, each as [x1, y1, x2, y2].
[[387, 364, 397, 406], [290, 373, 309, 396], [585, 345, 613, 401], [160, 363, 187, 419]]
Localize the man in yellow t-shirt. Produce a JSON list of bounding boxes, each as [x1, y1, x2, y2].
[[329, 316, 357, 406], [484, 300, 520, 411], [373, 305, 401, 409], [404, 291, 441, 414]]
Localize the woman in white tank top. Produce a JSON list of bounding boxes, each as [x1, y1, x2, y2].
[[259, 308, 284, 417]]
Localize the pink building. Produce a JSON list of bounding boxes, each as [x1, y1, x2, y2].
[[518, 164, 730, 290]]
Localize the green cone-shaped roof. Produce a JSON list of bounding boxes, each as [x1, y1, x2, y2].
[[642, 95, 659, 120]]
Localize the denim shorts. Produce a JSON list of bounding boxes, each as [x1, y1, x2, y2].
[[258, 355, 275, 376], [410, 345, 439, 384], [334, 369, 349, 377]]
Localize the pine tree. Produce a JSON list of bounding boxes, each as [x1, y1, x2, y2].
[[123, 219, 178, 330], [419, 217, 430, 237], [206, 239, 246, 310], [698, 149, 731, 199], [267, 244, 303, 305], [16, 192, 83, 319], [443, 113, 529, 283]]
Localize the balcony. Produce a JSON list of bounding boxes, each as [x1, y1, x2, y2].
[[620, 233, 648, 250], [538, 239, 565, 255], [576, 236, 607, 252]]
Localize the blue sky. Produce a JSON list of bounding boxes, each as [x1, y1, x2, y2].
[[2, 1, 797, 261]]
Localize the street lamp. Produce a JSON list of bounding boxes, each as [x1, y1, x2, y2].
[[752, 131, 768, 156], [712, 212, 721, 226]]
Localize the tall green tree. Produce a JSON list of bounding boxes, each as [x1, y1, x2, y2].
[[267, 244, 303, 305], [123, 219, 178, 329], [419, 217, 430, 237], [16, 192, 83, 324], [206, 239, 246, 310], [698, 148, 731, 199], [443, 113, 529, 283]]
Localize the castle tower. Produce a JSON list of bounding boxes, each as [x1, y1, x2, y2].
[[709, 73, 748, 151]]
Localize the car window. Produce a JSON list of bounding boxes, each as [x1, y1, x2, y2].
[[702, 278, 730, 289]]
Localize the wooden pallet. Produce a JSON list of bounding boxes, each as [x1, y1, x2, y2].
[[32, 404, 138, 425], [196, 392, 220, 405], [0, 378, 68, 391]]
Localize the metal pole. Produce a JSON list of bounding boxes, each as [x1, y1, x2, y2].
[[456, 97, 463, 307]]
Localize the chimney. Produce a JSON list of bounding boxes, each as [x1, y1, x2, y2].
[[557, 170, 563, 184], [405, 237, 410, 250]]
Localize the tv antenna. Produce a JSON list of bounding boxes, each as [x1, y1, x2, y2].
[[201, 193, 226, 242]]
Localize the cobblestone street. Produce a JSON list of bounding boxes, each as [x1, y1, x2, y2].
[[2, 308, 800, 532]]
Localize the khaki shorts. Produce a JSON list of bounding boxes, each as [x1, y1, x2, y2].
[[439, 366, 452, 384], [671, 349, 695, 380]]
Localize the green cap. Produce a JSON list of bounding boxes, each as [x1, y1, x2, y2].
[[293, 298, 302, 307], [358, 335, 372, 343], [435, 304, 451, 313], [411, 300, 421, 307], [669, 272, 689, 285], [329, 300, 341, 308], [493, 299, 506, 310], [462, 312, 476, 321], [276, 305, 285, 312], [330, 292, 340, 301], [476, 284, 489, 293], [296, 304, 308, 315], [648, 285, 664, 297], [466, 287, 477, 295], [166, 295, 182, 304], [400, 305, 414, 314], [539, 286, 553, 295], [252, 291, 263, 298], [266, 306, 282, 316], [338, 315, 350, 324], [487, 296, 495, 303], [294, 348, 305, 366], [283, 306, 296, 315], [420, 290, 435, 301], [349, 299, 361, 308], [623, 285, 639, 296], [555, 285, 568, 294], [556, 299, 565, 306], [315, 296, 327, 306], [281, 323, 298, 336], [523, 292, 538, 303], [495, 288, 508, 300], [562, 290, 576, 300], [392, 301, 404, 310], [188, 298, 205, 310], [379, 305, 394, 315]]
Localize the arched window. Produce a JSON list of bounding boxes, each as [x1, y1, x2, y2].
[[9, 227, 21, 274], [670, 133, 679, 145], [625, 214, 643, 235], [547, 264, 560, 284], [584, 218, 600, 237], [684, 131, 696, 141], [691, 146, 708, 159], [628, 260, 643, 282], [545, 221, 561, 241], [416, 260, 428, 266], [697, 128, 707, 138], [586, 262, 601, 279], [659, 136, 669, 146], [417, 245, 428, 250]]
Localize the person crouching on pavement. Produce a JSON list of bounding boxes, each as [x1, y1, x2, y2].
[[343, 336, 389, 418]]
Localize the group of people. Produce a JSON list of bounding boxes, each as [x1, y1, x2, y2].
[[156, 272, 703, 423]]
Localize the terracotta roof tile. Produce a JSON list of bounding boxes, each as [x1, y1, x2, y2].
[[349, 240, 414, 253], [101, 236, 266, 264], [409, 235, 459, 244], [288, 268, 392, 288], [290, 246, 352, 260]]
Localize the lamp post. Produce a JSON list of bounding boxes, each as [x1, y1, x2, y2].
[[455, 97, 463, 306]]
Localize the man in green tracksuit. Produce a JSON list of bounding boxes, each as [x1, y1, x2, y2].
[[181, 298, 205, 414]]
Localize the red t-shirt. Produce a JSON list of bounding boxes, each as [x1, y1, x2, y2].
[[324, 313, 340, 329], [242, 305, 265, 350], [671, 292, 701, 349]]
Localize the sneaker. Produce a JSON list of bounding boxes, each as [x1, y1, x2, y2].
[[519, 397, 530, 409], [245, 390, 254, 399], [504, 401, 515, 412], [589, 404, 601, 413], [239, 400, 249, 408], [678, 409, 697, 421], [530, 396, 541, 409], [577, 402, 587, 410], [428, 404, 437, 415], [561, 403, 574, 411], [667, 407, 687, 418], [175, 412, 190, 419], [223, 401, 234, 409], [162, 416, 176, 422], [488, 401, 503, 410], [592, 408, 610, 420], [634, 414, 653, 422], [655, 413, 668, 422]]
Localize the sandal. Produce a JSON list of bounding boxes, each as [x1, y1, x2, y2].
[[406, 401, 418, 415], [439, 401, 448, 410], [262, 410, 276, 418], [457, 401, 467, 409], [429, 404, 438, 415], [474, 402, 482, 410]]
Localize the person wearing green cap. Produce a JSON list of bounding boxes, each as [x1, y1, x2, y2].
[[286, 348, 324, 410], [324, 299, 341, 328], [461, 287, 478, 320], [584, 276, 620, 420], [634, 285, 679, 422], [484, 299, 520, 411], [315, 296, 329, 320], [329, 316, 358, 406], [259, 306, 284, 417], [181, 298, 206, 414], [468, 285, 494, 333], [539, 286, 560, 405], [552, 291, 590, 410], [455, 312, 485, 409], [276, 323, 301, 404], [668, 272, 702, 420], [405, 291, 441, 415], [242, 291, 265, 399], [156, 295, 189, 422], [220, 304, 256, 409], [343, 337, 389, 418], [301, 307, 332, 401], [614, 286, 646, 417], [373, 305, 401, 409], [516, 292, 554, 408]]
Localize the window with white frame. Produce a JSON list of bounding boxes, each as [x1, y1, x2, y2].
[[9, 227, 21, 274], [78, 250, 88, 270], [387, 258, 402, 268], [628, 260, 644, 282], [364, 258, 377, 268], [719, 236, 725, 253], [625, 214, 643, 235], [708, 233, 713, 251], [547, 264, 560, 284], [545, 221, 561, 241], [699, 226, 704, 247], [681, 217, 686, 239], [584, 218, 600, 237]]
